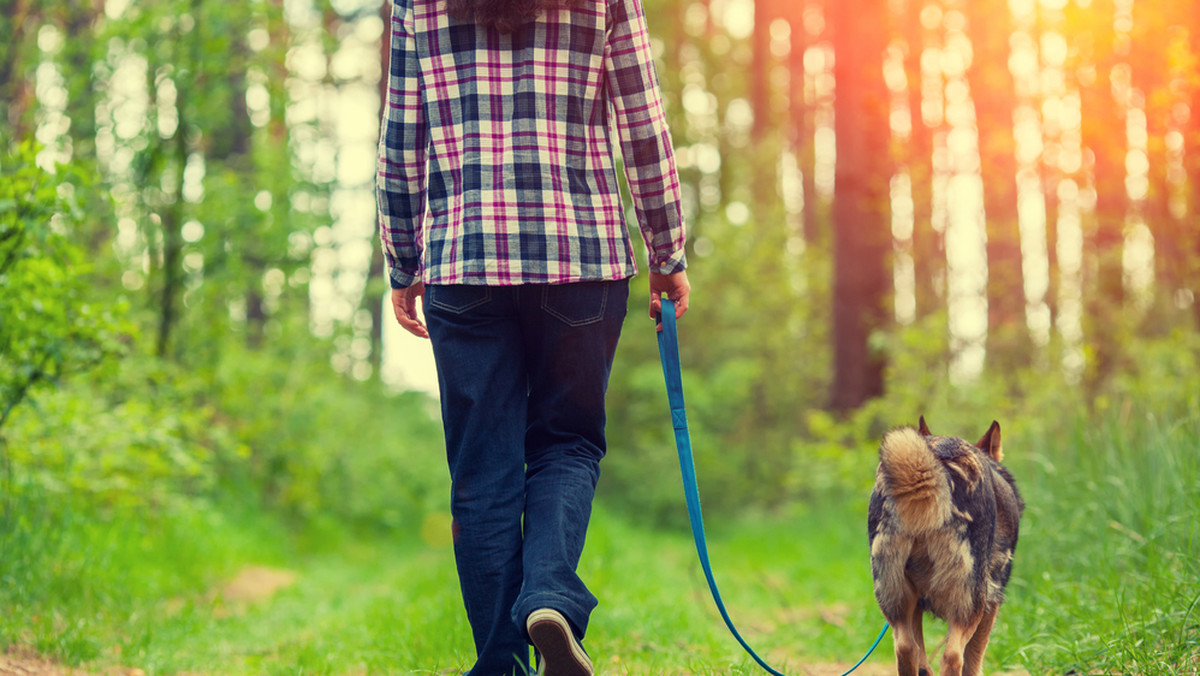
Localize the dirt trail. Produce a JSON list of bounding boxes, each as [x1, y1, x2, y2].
[[0, 647, 150, 676], [1, 566, 297, 676], [1, 652, 1031, 676], [1, 562, 1032, 675]]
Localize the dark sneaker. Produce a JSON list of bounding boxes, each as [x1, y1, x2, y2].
[[526, 608, 593, 676]]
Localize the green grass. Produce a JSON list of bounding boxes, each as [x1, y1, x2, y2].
[[0, 494, 895, 675], [2, 406, 1198, 675], [1000, 408, 1200, 674]]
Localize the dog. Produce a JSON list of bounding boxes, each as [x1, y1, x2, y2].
[[867, 417, 1024, 676]]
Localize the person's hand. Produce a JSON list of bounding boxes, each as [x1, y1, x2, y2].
[[391, 283, 429, 338], [648, 270, 690, 331]]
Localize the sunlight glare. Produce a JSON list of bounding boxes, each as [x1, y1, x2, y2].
[[779, 150, 805, 221], [725, 98, 754, 135], [105, 0, 130, 18], [182, 154, 205, 203], [685, 2, 708, 37], [726, 201, 749, 226], [1009, 37, 1038, 81], [770, 19, 791, 59], [1009, 0, 1035, 21], [944, 175, 988, 385], [37, 25, 63, 53], [1041, 32, 1068, 68], [721, 0, 754, 40], [891, 172, 914, 242], [1123, 222, 1155, 312], [920, 4, 943, 30]]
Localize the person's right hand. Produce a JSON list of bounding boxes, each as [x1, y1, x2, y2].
[[648, 270, 690, 331], [391, 283, 429, 339]]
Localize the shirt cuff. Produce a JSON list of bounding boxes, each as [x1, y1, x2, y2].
[[389, 267, 420, 289], [649, 247, 687, 275]]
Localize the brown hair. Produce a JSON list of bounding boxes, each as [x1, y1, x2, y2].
[[446, 0, 586, 33]]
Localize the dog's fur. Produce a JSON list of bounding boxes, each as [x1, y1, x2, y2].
[[868, 417, 1024, 676]]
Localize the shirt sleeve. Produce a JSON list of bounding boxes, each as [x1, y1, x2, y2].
[[604, 0, 687, 275], [376, 0, 429, 289]]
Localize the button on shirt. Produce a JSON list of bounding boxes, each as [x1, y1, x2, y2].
[[376, 0, 688, 288]]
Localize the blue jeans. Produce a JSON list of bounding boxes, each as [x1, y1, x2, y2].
[[424, 279, 630, 676]]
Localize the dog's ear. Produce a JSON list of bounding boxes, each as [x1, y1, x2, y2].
[[976, 420, 1002, 461], [918, 415, 932, 436]]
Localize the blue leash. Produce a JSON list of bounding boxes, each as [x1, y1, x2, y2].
[[654, 298, 889, 676]]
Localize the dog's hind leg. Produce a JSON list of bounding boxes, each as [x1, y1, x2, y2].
[[910, 604, 930, 676], [889, 591, 924, 676], [939, 613, 983, 676], [962, 605, 998, 676]]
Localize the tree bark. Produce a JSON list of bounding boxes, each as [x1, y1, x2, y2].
[[1077, 0, 1127, 389], [904, 0, 939, 319], [0, 0, 37, 140], [1188, 5, 1200, 329], [785, 0, 823, 246], [1035, 1, 1060, 328], [965, 0, 1028, 367], [367, 0, 392, 377], [157, 119, 189, 359], [752, 0, 772, 143], [1130, 0, 1180, 312], [830, 0, 892, 412]]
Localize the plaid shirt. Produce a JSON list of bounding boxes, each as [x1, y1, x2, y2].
[[376, 0, 687, 288]]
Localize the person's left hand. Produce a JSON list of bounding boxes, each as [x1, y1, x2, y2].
[[391, 283, 428, 338]]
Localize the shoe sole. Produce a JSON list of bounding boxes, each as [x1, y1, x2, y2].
[[526, 609, 593, 676]]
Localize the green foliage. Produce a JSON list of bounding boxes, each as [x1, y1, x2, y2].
[[3, 0, 1199, 672], [0, 340, 449, 665], [2, 358, 225, 510], [0, 141, 127, 432], [206, 333, 447, 528], [604, 206, 833, 526], [3, 333, 447, 527], [4, 392, 1199, 673]]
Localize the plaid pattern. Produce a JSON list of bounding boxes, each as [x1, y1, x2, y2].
[[376, 0, 687, 288]]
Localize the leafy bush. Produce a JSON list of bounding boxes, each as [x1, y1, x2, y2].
[[0, 141, 126, 433], [1, 137, 445, 530], [207, 335, 448, 530], [4, 336, 448, 532], [2, 357, 226, 510]]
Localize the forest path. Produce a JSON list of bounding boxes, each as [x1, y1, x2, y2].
[[0, 518, 1036, 676]]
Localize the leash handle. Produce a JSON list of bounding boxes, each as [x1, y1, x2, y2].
[[655, 297, 888, 676]]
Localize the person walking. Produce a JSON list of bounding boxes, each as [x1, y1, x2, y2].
[[377, 0, 690, 672]]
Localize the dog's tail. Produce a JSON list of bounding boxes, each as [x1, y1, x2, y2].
[[878, 427, 951, 533]]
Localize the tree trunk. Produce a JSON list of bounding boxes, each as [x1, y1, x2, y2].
[[1130, 1, 1180, 315], [785, 0, 823, 247], [367, 0, 392, 378], [904, 0, 939, 319], [0, 0, 37, 140], [965, 0, 1028, 368], [752, 0, 772, 143], [830, 0, 892, 412], [1036, 1, 1060, 329], [157, 122, 188, 359], [1042, 162, 1060, 326], [1078, 0, 1127, 390], [62, 0, 101, 159], [156, 0, 204, 358], [1188, 6, 1200, 329]]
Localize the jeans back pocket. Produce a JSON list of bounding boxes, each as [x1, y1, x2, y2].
[[427, 285, 493, 314], [541, 281, 619, 327]]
